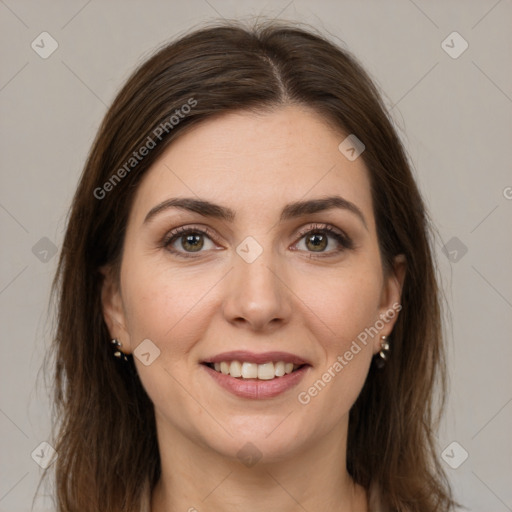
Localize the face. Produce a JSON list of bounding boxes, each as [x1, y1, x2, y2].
[[101, 104, 405, 464]]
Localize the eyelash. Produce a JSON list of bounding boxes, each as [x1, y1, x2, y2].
[[161, 223, 354, 259]]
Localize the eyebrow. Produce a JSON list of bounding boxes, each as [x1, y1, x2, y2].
[[143, 195, 368, 230]]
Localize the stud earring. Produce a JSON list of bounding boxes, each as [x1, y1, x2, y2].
[[111, 338, 128, 362], [375, 335, 390, 369]]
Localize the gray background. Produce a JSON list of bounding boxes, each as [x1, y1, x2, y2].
[[1, 0, 511, 510]]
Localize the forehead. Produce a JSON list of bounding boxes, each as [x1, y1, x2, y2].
[[130, 105, 374, 228]]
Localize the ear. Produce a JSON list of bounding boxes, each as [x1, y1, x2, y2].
[[373, 254, 406, 354], [99, 265, 132, 353]]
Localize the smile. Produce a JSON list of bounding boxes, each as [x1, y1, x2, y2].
[[200, 350, 311, 399], [205, 360, 304, 380]]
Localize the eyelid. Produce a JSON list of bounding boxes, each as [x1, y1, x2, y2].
[[160, 224, 218, 250], [161, 222, 354, 258], [294, 223, 352, 246], [292, 222, 354, 255]]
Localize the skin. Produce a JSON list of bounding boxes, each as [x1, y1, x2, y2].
[[101, 104, 405, 512]]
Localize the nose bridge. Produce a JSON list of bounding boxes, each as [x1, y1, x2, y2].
[[222, 235, 292, 330]]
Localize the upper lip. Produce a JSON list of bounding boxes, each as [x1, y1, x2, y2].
[[202, 350, 311, 366]]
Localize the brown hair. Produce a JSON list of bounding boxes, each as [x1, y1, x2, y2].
[[42, 18, 457, 511]]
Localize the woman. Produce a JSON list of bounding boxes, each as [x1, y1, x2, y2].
[[44, 19, 457, 511]]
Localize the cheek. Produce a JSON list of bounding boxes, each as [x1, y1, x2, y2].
[[303, 263, 383, 345], [120, 261, 219, 424], [294, 265, 382, 412], [121, 257, 220, 358]]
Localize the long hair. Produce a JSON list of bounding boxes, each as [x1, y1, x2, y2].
[[42, 19, 456, 511]]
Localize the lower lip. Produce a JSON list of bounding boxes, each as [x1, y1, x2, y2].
[[201, 364, 310, 399]]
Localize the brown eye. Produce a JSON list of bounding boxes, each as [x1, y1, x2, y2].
[[162, 226, 217, 258], [295, 224, 354, 257], [305, 232, 328, 252], [180, 233, 204, 252]]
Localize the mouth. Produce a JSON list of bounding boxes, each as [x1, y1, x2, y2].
[[202, 360, 308, 380], [201, 350, 311, 380], [200, 351, 312, 399]]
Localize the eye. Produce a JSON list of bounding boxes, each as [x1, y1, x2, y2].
[[161, 223, 354, 259], [293, 223, 354, 257], [161, 226, 218, 258]]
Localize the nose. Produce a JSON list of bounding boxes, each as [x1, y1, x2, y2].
[[222, 249, 293, 332]]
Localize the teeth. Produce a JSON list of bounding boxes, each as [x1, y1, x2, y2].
[[241, 362, 258, 379], [229, 360, 242, 378], [209, 360, 302, 379], [257, 362, 275, 380], [274, 361, 285, 377]]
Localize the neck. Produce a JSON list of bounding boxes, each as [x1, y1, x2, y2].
[[150, 412, 368, 512]]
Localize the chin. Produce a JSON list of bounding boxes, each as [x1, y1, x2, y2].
[[202, 418, 310, 465]]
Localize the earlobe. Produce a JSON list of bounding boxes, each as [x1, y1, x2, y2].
[[99, 265, 131, 352]]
